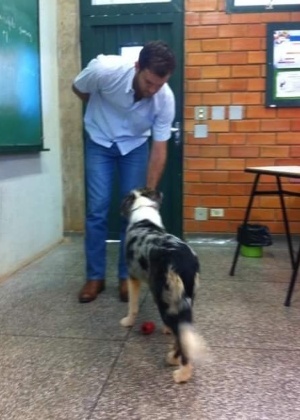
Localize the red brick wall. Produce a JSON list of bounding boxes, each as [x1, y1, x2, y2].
[[184, 0, 300, 235]]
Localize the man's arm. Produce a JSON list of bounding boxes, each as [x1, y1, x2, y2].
[[146, 141, 168, 189], [72, 84, 90, 102]]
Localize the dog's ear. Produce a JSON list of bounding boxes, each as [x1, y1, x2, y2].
[[141, 188, 163, 208], [153, 190, 163, 208], [120, 191, 136, 218]]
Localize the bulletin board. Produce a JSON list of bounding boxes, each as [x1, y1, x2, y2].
[[266, 22, 300, 108], [226, 0, 300, 13]]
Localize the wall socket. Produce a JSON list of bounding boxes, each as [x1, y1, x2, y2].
[[194, 106, 208, 121], [194, 207, 208, 221], [210, 208, 224, 217]]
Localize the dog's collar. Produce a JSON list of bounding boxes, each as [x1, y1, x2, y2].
[[131, 204, 158, 213]]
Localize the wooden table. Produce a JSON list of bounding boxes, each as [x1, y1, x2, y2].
[[229, 166, 300, 306]]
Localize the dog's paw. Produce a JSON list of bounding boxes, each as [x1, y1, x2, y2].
[[162, 325, 172, 335], [173, 364, 192, 384], [166, 350, 180, 366], [120, 316, 135, 327]]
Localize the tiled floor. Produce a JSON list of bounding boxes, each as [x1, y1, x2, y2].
[[0, 235, 300, 420]]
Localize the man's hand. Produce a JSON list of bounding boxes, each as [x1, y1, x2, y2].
[[146, 141, 168, 189]]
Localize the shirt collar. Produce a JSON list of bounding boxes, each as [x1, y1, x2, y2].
[[125, 66, 136, 94]]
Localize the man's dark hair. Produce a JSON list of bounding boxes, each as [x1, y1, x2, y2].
[[138, 40, 176, 78]]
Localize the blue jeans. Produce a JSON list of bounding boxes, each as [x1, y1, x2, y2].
[[84, 137, 149, 281]]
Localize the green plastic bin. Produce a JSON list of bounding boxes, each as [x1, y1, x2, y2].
[[240, 245, 263, 258]]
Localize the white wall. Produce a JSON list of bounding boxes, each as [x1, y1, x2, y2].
[[0, 0, 63, 277]]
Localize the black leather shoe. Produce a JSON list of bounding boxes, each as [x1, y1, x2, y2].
[[78, 280, 105, 303]]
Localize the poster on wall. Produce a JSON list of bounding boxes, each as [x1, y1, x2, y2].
[[266, 23, 300, 107], [226, 0, 300, 12], [120, 45, 143, 62]]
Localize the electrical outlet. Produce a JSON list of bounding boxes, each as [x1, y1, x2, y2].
[[194, 106, 207, 121], [210, 208, 224, 217], [194, 207, 208, 221]]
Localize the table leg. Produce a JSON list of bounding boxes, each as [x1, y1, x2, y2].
[[229, 173, 260, 276], [276, 176, 295, 270], [285, 244, 300, 306]]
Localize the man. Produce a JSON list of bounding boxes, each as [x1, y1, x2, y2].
[[72, 40, 176, 303]]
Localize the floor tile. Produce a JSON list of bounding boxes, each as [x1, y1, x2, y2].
[[0, 337, 122, 420], [90, 342, 300, 420], [1, 237, 300, 420]]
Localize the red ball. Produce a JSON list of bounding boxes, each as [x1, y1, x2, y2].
[[140, 321, 156, 335]]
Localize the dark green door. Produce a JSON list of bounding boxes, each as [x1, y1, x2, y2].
[[79, 0, 184, 238]]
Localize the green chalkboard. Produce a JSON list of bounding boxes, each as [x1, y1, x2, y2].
[[0, 0, 43, 153]]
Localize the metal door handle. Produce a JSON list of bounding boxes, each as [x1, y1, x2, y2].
[[171, 121, 181, 145]]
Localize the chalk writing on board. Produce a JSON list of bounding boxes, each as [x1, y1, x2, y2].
[[0, 14, 16, 31], [19, 28, 32, 43], [0, 14, 33, 43], [2, 30, 9, 43]]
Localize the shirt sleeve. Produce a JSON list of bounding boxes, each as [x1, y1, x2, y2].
[[73, 55, 122, 94], [152, 86, 176, 142]]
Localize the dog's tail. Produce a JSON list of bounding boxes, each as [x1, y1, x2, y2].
[[166, 270, 210, 364], [179, 323, 210, 364]]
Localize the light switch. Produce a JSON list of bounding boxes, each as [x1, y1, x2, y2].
[[229, 105, 243, 120], [194, 124, 208, 138], [212, 106, 225, 120]]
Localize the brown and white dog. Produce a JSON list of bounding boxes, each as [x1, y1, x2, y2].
[[120, 188, 209, 383]]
